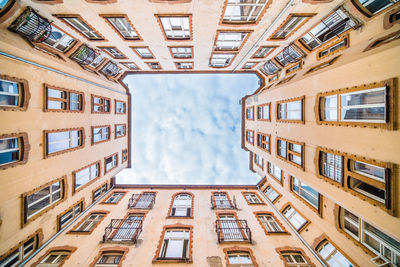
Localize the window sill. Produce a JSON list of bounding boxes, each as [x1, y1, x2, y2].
[[153, 258, 192, 263]]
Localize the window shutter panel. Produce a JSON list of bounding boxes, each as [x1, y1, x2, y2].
[[182, 239, 189, 259], [186, 208, 191, 217], [171, 208, 175, 216], [160, 239, 168, 258]]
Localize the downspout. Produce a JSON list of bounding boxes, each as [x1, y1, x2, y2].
[[256, 185, 328, 267], [232, 0, 295, 72], [19, 184, 115, 266]]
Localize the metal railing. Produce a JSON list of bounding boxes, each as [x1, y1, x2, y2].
[[215, 220, 251, 243], [103, 219, 143, 243], [128, 193, 155, 209], [211, 196, 237, 210]]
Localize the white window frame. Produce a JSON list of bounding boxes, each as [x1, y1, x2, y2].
[[177, 62, 193, 69], [210, 53, 235, 67], [171, 47, 192, 58], [291, 176, 320, 209], [37, 251, 70, 266], [26, 180, 62, 220], [171, 194, 192, 217], [159, 229, 190, 259], [0, 78, 20, 107], [0, 137, 19, 166], [94, 252, 123, 267], [74, 213, 105, 232], [268, 162, 282, 181], [159, 16, 190, 39], [0, 236, 37, 267], [105, 154, 118, 172], [105, 192, 125, 203], [223, 0, 269, 23], [106, 17, 139, 39], [47, 130, 82, 155], [62, 17, 102, 39], [74, 162, 99, 191], [283, 205, 307, 231], [215, 32, 248, 50], [254, 154, 263, 168], [257, 105, 270, 120], [115, 125, 126, 137], [244, 193, 262, 204], [279, 100, 302, 121], [214, 193, 232, 209], [135, 47, 152, 58], [43, 25, 75, 52], [92, 126, 109, 143], [227, 251, 254, 266], [258, 214, 284, 232], [271, 15, 308, 39], [321, 151, 343, 183], [59, 202, 82, 230], [264, 186, 279, 202], [316, 240, 353, 267]]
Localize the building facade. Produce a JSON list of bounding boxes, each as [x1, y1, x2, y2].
[[0, 0, 399, 266]]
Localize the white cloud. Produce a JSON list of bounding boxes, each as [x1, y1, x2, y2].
[[117, 74, 260, 185]]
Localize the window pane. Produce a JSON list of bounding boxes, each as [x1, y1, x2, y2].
[[353, 161, 385, 181]]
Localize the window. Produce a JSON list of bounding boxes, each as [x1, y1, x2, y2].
[[129, 192, 156, 209], [169, 193, 192, 217], [243, 192, 263, 204], [175, 62, 193, 69], [105, 153, 118, 173], [212, 192, 234, 209], [286, 61, 302, 75], [131, 46, 154, 59], [282, 205, 308, 231], [115, 124, 126, 138], [279, 250, 312, 267], [37, 250, 72, 267], [257, 103, 270, 121], [0, 0, 14, 15], [217, 214, 250, 242], [261, 60, 281, 75], [92, 95, 111, 113], [222, 0, 270, 24], [58, 201, 83, 231], [210, 53, 236, 68], [274, 44, 305, 67], [115, 100, 126, 114], [55, 15, 104, 40], [299, 6, 360, 50], [269, 74, 279, 83], [246, 106, 254, 120], [277, 74, 296, 86], [121, 62, 139, 70], [98, 46, 127, 59], [269, 14, 314, 40], [45, 85, 83, 112], [254, 154, 263, 169], [291, 176, 320, 211], [317, 35, 349, 60], [71, 212, 107, 233], [227, 251, 255, 266], [251, 46, 277, 58], [169, 46, 193, 58], [316, 239, 353, 267], [104, 191, 126, 204], [256, 133, 270, 153], [157, 15, 192, 40], [340, 207, 400, 266], [94, 252, 124, 266], [214, 31, 250, 51], [264, 185, 280, 203], [23, 178, 65, 223], [0, 133, 28, 168], [242, 62, 257, 69], [146, 62, 162, 70], [93, 183, 107, 202], [318, 149, 343, 184], [245, 130, 254, 145], [92, 126, 110, 144], [277, 138, 304, 169], [305, 55, 341, 74], [158, 228, 191, 260], [122, 149, 128, 163], [41, 24, 76, 53], [100, 61, 123, 77], [268, 162, 282, 183], [352, 0, 399, 17], [73, 161, 100, 192], [102, 15, 141, 40], [364, 29, 400, 52], [0, 74, 29, 110], [317, 79, 393, 129], [0, 232, 39, 267], [277, 96, 304, 123], [256, 213, 285, 233], [45, 129, 83, 157]]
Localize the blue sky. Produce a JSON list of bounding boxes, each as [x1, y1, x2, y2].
[[116, 73, 261, 185]]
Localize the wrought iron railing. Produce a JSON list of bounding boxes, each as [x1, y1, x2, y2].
[[9, 7, 51, 42], [128, 193, 155, 209], [103, 219, 143, 243], [100, 61, 122, 77], [70, 44, 97, 65], [215, 220, 251, 243], [211, 196, 237, 209]]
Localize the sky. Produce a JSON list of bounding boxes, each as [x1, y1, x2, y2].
[[116, 73, 261, 185]]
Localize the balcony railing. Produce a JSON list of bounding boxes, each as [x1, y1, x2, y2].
[[103, 219, 143, 243], [215, 220, 252, 243], [71, 44, 98, 65], [211, 196, 237, 210], [128, 193, 155, 209], [9, 7, 51, 42]]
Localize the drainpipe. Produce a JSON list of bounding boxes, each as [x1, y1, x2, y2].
[[232, 0, 295, 72], [19, 184, 115, 266], [256, 185, 328, 267]]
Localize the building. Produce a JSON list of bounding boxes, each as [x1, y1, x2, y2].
[[0, 0, 399, 266]]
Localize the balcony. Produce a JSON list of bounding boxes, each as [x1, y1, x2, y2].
[[128, 193, 155, 209], [103, 218, 143, 244], [215, 220, 252, 243], [9, 7, 51, 42], [211, 196, 237, 210], [71, 44, 98, 66]]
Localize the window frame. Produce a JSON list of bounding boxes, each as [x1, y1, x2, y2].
[[276, 137, 305, 169], [209, 52, 237, 68], [114, 100, 126, 114], [90, 247, 129, 267], [276, 95, 305, 124], [315, 78, 395, 130], [254, 211, 288, 235], [276, 74, 297, 86], [268, 13, 314, 41], [145, 61, 163, 70], [257, 103, 271, 121], [53, 14, 105, 41], [281, 203, 310, 233], [254, 153, 264, 170], [251, 45, 277, 59], [313, 234, 356, 267], [167, 192, 194, 218], [22, 176, 66, 226], [104, 152, 118, 174], [351, 0, 399, 17], [32, 246, 77, 267], [153, 224, 193, 263], [285, 60, 303, 75], [72, 160, 101, 194], [305, 55, 341, 75], [0, 132, 30, 170], [57, 199, 84, 231], [44, 128, 85, 158], [242, 192, 265, 205], [256, 132, 271, 153], [263, 184, 281, 203], [91, 94, 111, 114], [91, 125, 111, 145], [290, 176, 322, 215], [315, 147, 344, 186], [101, 191, 127, 205], [211, 191, 235, 209], [245, 129, 254, 145], [220, 0, 271, 25], [44, 84, 84, 113], [317, 34, 350, 60], [121, 62, 140, 70], [0, 74, 30, 111], [242, 61, 258, 70], [100, 14, 142, 41], [115, 124, 127, 139], [246, 106, 254, 120], [122, 148, 128, 164], [267, 161, 283, 185], [155, 14, 193, 41], [168, 46, 193, 59], [223, 247, 259, 267], [276, 247, 314, 267], [68, 211, 109, 235], [213, 30, 252, 51], [175, 61, 194, 70], [363, 29, 400, 52], [130, 46, 156, 59], [98, 46, 127, 59]]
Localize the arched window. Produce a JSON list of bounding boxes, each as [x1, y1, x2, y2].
[[316, 239, 353, 267], [170, 193, 192, 217], [224, 247, 258, 267]]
